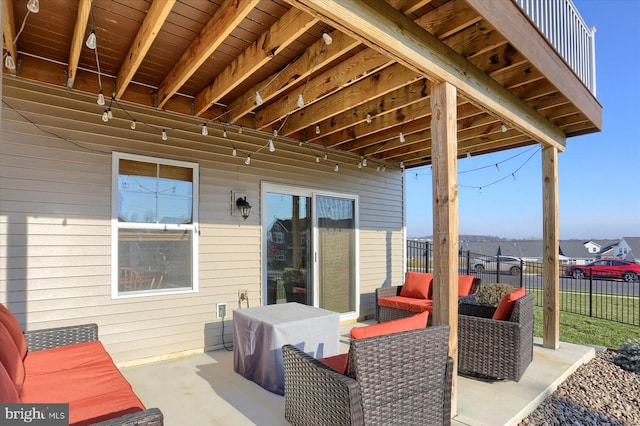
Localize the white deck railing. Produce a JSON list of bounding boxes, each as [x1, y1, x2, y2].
[[514, 0, 596, 95]]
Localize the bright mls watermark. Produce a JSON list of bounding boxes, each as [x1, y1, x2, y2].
[[1, 404, 68, 425]]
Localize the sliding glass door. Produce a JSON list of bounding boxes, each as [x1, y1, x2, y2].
[[263, 184, 358, 316]]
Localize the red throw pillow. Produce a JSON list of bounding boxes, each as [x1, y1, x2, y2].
[[350, 311, 429, 340], [0, 304, 27, 360], [492, 286, 526, 320], [458, 275, 476, 296], [399, 272, 433, 299]]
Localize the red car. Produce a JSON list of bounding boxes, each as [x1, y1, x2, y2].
[[565, 260, 640, 282]]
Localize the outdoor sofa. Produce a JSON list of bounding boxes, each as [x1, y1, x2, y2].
[[282, 312, 453, 425], [458, 289, 534, 381], [0, 303, 163, 426], [375, 272, 479, 323]]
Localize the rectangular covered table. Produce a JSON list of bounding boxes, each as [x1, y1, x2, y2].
[[233, 302, 340, 395]]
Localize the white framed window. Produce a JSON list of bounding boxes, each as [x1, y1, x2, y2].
[[111, 152, 199, 298]]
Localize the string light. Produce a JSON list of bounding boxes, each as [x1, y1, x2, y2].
[[315, 125, 320, 135], [130, 119, 136, 130], [101, 110, 109, 122], [361, 156, 367, 167], [268, 139, 276, 152], [297, 93, 304, 108], [512, 173, 517, 180], [161, 129, 168, 141], [323, 152, 328, 161], [466, 151, 471, 159], [27, 0, 39, 13], [495, 163, 499, 171], [107, 107, 113, 119], [400, 161, 405, 169], [4, 53, 16, 70], [316, 156, 320, 163], [273, 129, 278, 137], [376, 165, 381, 171], [334, 163, 339, 172], [382, 165, 386, 172], [501, 123, 507, 133], [238, 126, 243, 134], [232, 147, 237, 157], [96, 90, 105, 105], [85, 30, 97, 49], [201, 123, 208, 136], [399, 132, 405, 143], [245, 155, 251, 165], [255, 91, 264, 106], [223, 127, 228, 138], [322, 32, 333, 45], [358, 161, 362, 169], [366, 113, 372, 124]]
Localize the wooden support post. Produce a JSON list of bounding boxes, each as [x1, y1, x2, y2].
[[431, 81, 459, 416], [542, 146, 560, 349]]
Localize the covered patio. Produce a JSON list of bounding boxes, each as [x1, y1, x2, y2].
[[2, 0, 602, 423]]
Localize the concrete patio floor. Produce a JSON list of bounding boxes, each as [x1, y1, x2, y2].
[[120, 320, 595, 426]]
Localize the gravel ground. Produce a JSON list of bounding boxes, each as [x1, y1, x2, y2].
[[520, 351, 640, 425]]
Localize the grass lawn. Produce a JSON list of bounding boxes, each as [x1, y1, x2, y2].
[[533, 306, 639, 349]]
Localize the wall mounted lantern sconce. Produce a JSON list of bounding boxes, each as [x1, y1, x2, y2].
[[232, 190, 251, 220]]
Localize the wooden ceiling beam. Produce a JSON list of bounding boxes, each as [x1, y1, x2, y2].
[[225, 30, 360, 125], [413, 0, 482, 39], [388, 0, 434, 16], [156, 0, 259, 108], [2, 0, 16, 76], [66, 0, 91, 89], [257, 50, 394, 131], [286, 0, 566, 151], [114, 0, 176, 99], [193, 8, 318, 116]]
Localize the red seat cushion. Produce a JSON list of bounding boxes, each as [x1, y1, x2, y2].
[[458, 275, 476, 296], [21, 341, 145, 426], [399, 272, 433, 299], [350, 311, 429, 340], [492, 286, 526, 320], [318, 353, 349, 375], [0, 303, 27, 360], [0, 322, 25, 395], [377, 296, 433, 314]]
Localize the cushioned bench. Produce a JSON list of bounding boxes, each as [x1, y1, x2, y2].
[[375, 272, 479, 323], [0, 304, 163, 426]]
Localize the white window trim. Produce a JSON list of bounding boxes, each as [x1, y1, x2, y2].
[[111, 152, 199, 299]]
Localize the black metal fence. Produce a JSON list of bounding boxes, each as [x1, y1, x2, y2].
[[407, 239, 640, 327]]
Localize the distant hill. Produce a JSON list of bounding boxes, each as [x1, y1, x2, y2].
[[412, 235, 538, 242]]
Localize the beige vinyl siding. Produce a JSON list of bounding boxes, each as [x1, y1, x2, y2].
[[1, 78, 406, 363]]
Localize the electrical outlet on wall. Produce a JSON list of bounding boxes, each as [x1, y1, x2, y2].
[[216, 302, 227, 319], [238, 289, 248, 302]]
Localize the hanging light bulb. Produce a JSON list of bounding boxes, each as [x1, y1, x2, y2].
[[315, 156, 320, 163], [334, 163, 339, 172], [512, 173, 517, 180], [400, 161, 405, 169], [232, 147, 237, 157], [358, 161, 362, 169], [27, 0, 39, 13], [97, 90, 105, 105], [255, 91, 263, 106], [366, 113, 372, 124], [202, 123, 208, 136], [399, 132, 405, 143], [377, 165, 381, 172], [297, 93, 304, 108], [466, 151, 471, 159], [4, 52, 16, 70], [101, 110, 109, 122], [85, 30, 97, 49], [245, 155, 251, 165], [501, 123, 507, 133], [323, 152, 328, 161], [362, 157, 367, 167], [495, 163, 500, 171], [130, 119, 136, 130], [268, 139, 276, 152], [273, 129, 278, 137], [162, 129, 168, 141], [107, 108, 113, 119], [238, 126, 243, 134], [382, 165, 386, 172], [322, 32, 333, 45], [315, 125, 320, 135]]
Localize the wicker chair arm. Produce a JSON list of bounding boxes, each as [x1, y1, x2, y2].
[[282, 345, 363, 426], [91, 408, 163, 426], [24, 323, 98, 352], [458, 302, 495, 318], [375, 286, 402, 299]]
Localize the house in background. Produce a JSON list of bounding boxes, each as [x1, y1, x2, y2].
[[2, 2, 601, 409]]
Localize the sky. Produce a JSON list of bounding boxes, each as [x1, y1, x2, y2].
[[406, 0, 640, 240]]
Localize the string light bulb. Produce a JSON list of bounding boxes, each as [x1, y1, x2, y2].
[[223, 128, 228, 138], [85, 30, 97, 49], [382, 165, 386, 172], [130, 119, 136, 130], [366, 113, 372, 124], [27, 0, 39, 13], [232, 147, 237, 157], [268, 139, 276, 152], [107, 108, 113, 119], [399, 132, 405, 143], [322, 32, 333, 45], [273, 129, 278, 137], [358, 161, 362, 169], [96, 90, 105, 105], [400, 161, 405, 169], [101, 110, 109, 122], [245, 155, 251, 165], [512, 173, 517, 180], [501, 123, 507, 133], [202, 123, 208, 136], [315, 125, 320, 135], [4, 52, 16, 70], [255, 91, 263, 106], [238, 126, 243, 134], [362, 157, 367, 167], [377, 165, 381, 171], [297, 93, 304, 108], [323, 152, 328, 161], [162, 129, 168, 141], [466, 151, 471, 159], [316, 156, 320, 163], [334, 163, 339, 172]]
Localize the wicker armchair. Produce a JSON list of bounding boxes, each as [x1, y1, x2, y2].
[[458, 292, 535, 382], [282, 325, 453, 426], [22, 324, 164, 426]]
